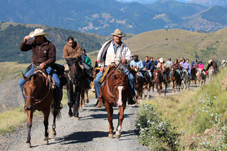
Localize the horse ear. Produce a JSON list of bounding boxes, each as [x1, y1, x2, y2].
[[23, 74, 27, 81]]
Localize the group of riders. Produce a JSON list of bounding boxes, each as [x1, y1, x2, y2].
[[19, 28, 221, 110]]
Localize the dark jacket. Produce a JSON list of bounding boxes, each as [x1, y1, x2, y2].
[[142, 60, 154, 71], [172, 62, 181, 69], [19, 38, 56, 66], [206, 61, 218, 71]]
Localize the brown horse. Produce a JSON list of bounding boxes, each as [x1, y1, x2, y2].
[[197, 69, 206, 86], [23, 70, 61, 148], [99, 65, 130, 139], [191, 67, 197, 85], [170, 67, 182, 92], [153, 69, 163, 95]]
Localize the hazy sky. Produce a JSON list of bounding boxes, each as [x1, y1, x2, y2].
[[116, 0, 191, 3]]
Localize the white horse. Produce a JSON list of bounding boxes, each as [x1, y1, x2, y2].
[[182, 69, 190, 90], [208, 66, 214, 81]]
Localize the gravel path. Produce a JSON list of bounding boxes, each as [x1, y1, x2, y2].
[[0, 98, 148, 151]]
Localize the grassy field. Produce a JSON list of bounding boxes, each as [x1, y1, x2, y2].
[[143, 68, 227, 149]]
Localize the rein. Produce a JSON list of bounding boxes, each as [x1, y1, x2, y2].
[[23, 70, 51, 108]]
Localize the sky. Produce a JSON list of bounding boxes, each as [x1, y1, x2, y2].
[[116, 0, 191, 3]]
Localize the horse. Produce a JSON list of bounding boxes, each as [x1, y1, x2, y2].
[[182, 68, 190, 90], [153, 69, 164, 95], [191, 67, 197, 86], [170, 67, 182, 92], [197, 69, 206, 86], [22, 69, 61, 148], [99, 65, 130, 139], [142, 70, 152, 99], [66, 58, 84, 119], [79, 79, 91, 111], [208, 66, 214, 81]]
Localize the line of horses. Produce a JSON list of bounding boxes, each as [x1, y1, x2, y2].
[[133, 66, 215, 103]]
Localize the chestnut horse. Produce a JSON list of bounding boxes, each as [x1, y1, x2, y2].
[[170, 67, 182, 92], [153, 69, 164, 95], [99, 65, 130, 139], [197, 69, 206, 86], [23, 70, 61, 148]]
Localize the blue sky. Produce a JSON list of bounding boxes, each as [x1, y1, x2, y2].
[[116, 0, 191, 3]]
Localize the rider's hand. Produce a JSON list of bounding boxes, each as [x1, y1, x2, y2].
[[100, 66, 105, 73], [144, 67, 147, 70], [23, 36, 31, 43], [38, 62, 46, 69]]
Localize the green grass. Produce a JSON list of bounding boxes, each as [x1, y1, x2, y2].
[[143, 68, 227, 149]]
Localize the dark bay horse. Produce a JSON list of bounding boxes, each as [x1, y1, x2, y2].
[[170, 67, 182, 92], [191, 67, 197, 85], [135, 72, 144, 103], [153, 69, 168, 95], [99, 65, 130, 139], [66, 58, 83, 119], [23, 70, 61, 148]]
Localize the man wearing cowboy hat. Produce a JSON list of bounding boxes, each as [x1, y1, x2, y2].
[[206, 58, 218, 74], [19, 28, 62, 110], [95, 29, 135, 107]]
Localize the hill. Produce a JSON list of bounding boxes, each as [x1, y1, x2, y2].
[[0, 22, 107, 63], [145, 0, 207, 18], [189, 0, 227, 7], [124, 28, 227, 65]]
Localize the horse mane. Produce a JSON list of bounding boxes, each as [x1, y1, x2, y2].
[[67, 58, 80, 67]]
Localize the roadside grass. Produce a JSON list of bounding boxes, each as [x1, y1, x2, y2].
[[142, 68, 227, 150]]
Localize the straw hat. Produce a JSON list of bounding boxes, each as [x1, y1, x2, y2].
[[221, 60, 226, 65], [29, 28, 49, 38], [159, 58, 164, 63], [111, 29, 125, 37], [208, 60, 212, 64]]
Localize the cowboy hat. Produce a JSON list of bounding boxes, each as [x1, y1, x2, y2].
[[208, 60, 211, 64], [29, 28, 49, 38], [159, 58, 164, 63], [111, 29, 125, 37]]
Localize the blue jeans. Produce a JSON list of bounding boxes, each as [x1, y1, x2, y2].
[[20, 67, 61, 102], [188, 70, 191, 76], [94, 66, 135, 98]]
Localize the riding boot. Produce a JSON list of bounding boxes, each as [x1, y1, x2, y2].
[[55, 100, 63, 110], [128, 97, 136, 105]]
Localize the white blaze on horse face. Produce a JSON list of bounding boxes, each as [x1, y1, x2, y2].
[[117, 86, 123, 106]]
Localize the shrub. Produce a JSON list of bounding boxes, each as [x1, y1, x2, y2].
[[135, 103, 181, 150]]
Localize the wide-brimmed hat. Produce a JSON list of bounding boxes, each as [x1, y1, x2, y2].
[[159, 58, 164, 63], [208, 60, 212, 64], [29, 28, 49, 38], [111, 29, 125, 37]]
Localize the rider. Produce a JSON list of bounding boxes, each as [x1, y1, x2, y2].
[[63, 37, 82, 61], [181, 58, 191, 78], [172, 59, 181, 75], [95, 29, 135, 107], [154, 58, 159, 68], [82, 49, 91, 66], [206, 58, 219, 74], [166, 57, 173, 68], [19, 28, 62, 109], [142, 56, 154, 81], [198, 61, 206, 75], [191, 58, 198, 68], [157, 58, 168, 81]]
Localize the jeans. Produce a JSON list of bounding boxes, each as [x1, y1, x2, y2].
[[20, 67, 61, 102], [94, 66, 135, 98], [188, 70, 191, 76]]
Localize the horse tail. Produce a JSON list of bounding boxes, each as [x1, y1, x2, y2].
[[51, 107, 61, 120]]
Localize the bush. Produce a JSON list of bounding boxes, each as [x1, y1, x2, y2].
[[135, 103, 181, 150]]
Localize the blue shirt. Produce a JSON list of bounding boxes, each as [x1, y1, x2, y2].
[[112, 41, 122, 54], [154, 60, 159, 66], [130, 59, 144, 69], [142, 60, 154, 71]]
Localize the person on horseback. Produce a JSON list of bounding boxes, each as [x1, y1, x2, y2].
[[157, 58, 169, 82], [142, 56, 154, 81], [172, 59, 181, 75], [166, 57, 173, 68], [181, 58, 191, 78], [150, 57, 155, 67], [95, 29, 135, 107], [191, 58, 198, 68], [19, 28, 62, 109], [206, 58, 219, 74], [82, 49, 91, 66], [154, 58, 159, 68], [198, 61, 206, 75], [130, 55, 144, 76]]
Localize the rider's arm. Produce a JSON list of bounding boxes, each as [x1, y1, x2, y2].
[[63, 45, 70, 60], [138, 61, 144, 69], [19, 36, 33, 52]]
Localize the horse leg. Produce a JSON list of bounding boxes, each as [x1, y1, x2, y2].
[[116, 104, 126, 139], [165, 82, 167, 96], [86, 89, 89, 103], [26, 110, 33, 148], [73, 91, 80, 120], [42, 108, 50, 145], [67, 83, 73, 117], [105, 101, 114, 138], [51, 109, 59, 137]]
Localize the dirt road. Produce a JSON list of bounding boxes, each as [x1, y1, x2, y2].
[[0, 98, 148, 151]]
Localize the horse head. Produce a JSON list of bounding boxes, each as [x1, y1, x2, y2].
[[153, 69, 161, 82], [67, 58, 83, 85]]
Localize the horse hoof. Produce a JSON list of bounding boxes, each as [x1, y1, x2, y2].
[[115, 134, 121, 139], [43, 138, 48, 145], [108, 134, 113, 139], [51, 130, 56, 137], [26, 143, 31, 148], [74, 117, 79, 120]]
